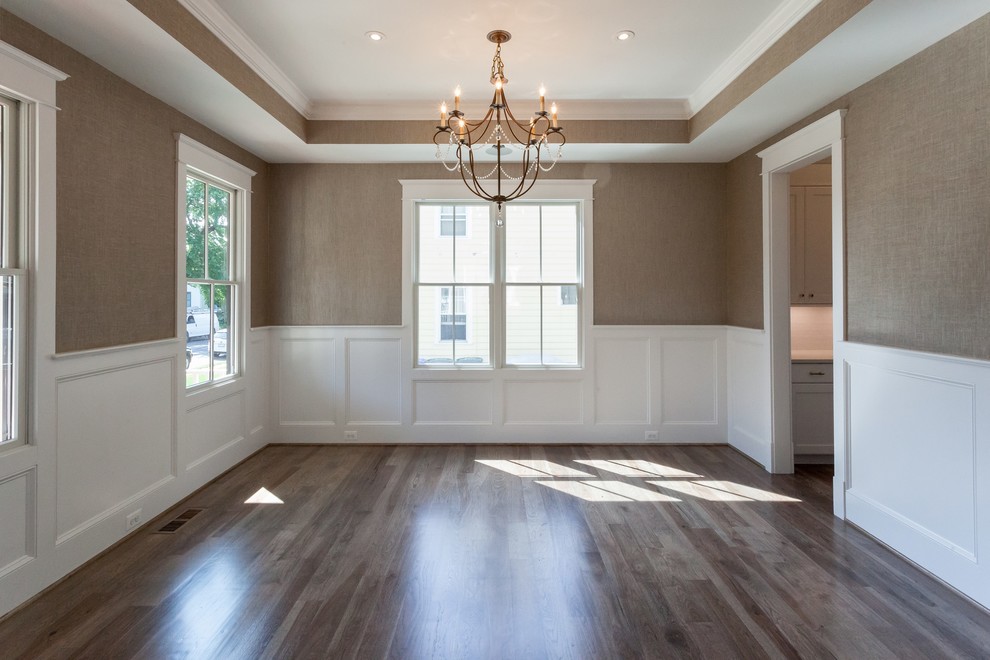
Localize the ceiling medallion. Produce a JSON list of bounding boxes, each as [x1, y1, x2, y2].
[[434, 30, 565, 226]]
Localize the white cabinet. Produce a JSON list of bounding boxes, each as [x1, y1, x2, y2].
[[792, 361, 833, 457], [790, 186, 832, 304]]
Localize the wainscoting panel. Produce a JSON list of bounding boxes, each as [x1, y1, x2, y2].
[[346, 338, 402, 425], [504, 380, 583, 425], [186, 391, 246, 471], [726, 328, 771, 469], [278, 337, 335, 426], [248, 328, 272, 438], [0, 469, 34, 577], [413, 380, 494, 425], [55, 359, 175, 541], [840, 341, 990, 609], [661, 337, 719, 425], [594, 337, 650, 424]]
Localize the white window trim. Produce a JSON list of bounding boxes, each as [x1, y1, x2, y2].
[[0, 43, 63, 458], [175, 134, 254, 399], [401, 179, 595, 370]]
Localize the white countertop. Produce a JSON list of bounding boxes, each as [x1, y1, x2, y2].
[[792, 350, 833, 362]]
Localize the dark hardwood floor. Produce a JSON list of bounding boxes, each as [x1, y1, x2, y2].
[[2, 445, 988, 659]]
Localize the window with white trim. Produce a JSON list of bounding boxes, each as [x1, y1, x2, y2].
[[0, 93, 25, 448], [178, 136, 253, 389], [412, 195, 585, 368]]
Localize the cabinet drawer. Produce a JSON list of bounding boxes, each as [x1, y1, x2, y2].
[[791, 362, 832, 383]]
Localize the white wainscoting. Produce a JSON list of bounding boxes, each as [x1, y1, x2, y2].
[[839, 341, 990, 609], [0, 329, 273, 618], [56, 358, 176, 543], [0, 468, 34, 578], [271, 325, 727, 444], [726, 327, 772, 469]]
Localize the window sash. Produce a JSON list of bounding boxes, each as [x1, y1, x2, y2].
[[185, 171, 238, 389], [0, 94, 26, 449]]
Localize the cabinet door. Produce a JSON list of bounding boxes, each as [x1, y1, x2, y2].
[[789, 188, 805, 305], [792, 382, 833, 455], [803, 188, 832, 304]]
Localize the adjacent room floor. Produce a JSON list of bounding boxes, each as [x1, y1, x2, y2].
[[1, 444, 988, 659]]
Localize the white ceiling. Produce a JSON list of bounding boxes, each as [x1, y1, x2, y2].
[[206, 0, 793, 119], [2, 0, 989, 163]]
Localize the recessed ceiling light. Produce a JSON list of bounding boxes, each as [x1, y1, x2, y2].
[[615, 30, 635, 42], [365, 31, 386, 42]]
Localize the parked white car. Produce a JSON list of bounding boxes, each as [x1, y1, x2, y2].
[[213, 330, 228, 357], [186, 311, 215, 340]]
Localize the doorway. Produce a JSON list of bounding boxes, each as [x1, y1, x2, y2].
[[757, 110, 847, 518]]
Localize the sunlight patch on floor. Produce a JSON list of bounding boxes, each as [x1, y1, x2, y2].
[[245, 487, 284, 504], [606, 460, 703, 478], [692, 480, 801, 502], [574, 459, 659, 477], [649, 481, 753, 502], [476, 459, 593, 478], [536, 480, 632, 502], [476, 458, 803, 504], [584, 481, 681, 502]]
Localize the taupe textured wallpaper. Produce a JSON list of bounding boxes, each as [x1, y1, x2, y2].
[[724, 155, 764, 329], [269, 163, 728, 326], [725, 13, 990, 359], [0, 11, 272, 352]]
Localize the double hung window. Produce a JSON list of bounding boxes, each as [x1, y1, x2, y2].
[[0, 94, 25, 448], [413, 200, 583, 367], [184, 173, 235, 387]]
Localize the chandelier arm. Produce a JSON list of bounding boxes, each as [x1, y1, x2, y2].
[[498, 101, 536, 145], [461, 144, 496, 202], [498, 144, 534, 200]]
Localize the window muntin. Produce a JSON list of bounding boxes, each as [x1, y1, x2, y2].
[[185, 174, 235, 387], [414, 200, 582, 368], [0, 94, 25, 449]]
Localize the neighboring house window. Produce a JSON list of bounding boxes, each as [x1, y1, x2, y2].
[[413, 198, 584, 367], [0, 94, 25, 448], [439, 205, 467, 237], [177, 135, 253, 390], [438, 286, 467, 341]]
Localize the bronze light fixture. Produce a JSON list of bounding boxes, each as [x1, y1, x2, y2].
[[434, 30, 565, 225]]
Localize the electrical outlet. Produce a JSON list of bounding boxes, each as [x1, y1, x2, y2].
[[344, 430, 358, 440], [125, 508, 143, 532], [644, 430, 659, 441]]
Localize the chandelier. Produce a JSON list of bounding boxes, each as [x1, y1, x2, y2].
[[434, 30, 565, 225]]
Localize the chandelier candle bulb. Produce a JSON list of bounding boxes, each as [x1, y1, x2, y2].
[[551, 103, 558, 128], [440, 102, 447, 127], [454, 86, 461, 111], [539, 85, 546, 112]]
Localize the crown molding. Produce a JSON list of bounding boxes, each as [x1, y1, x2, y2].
[[177, 0, 819, 122], [308, 99, 692, 121], [177, 0, 311, 117], [688, 0, 822, 114]]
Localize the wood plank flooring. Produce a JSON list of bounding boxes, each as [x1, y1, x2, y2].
[[2, 445, 988, 659]]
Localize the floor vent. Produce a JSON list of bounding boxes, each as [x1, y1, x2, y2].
[[156, 508, 204, 534]]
